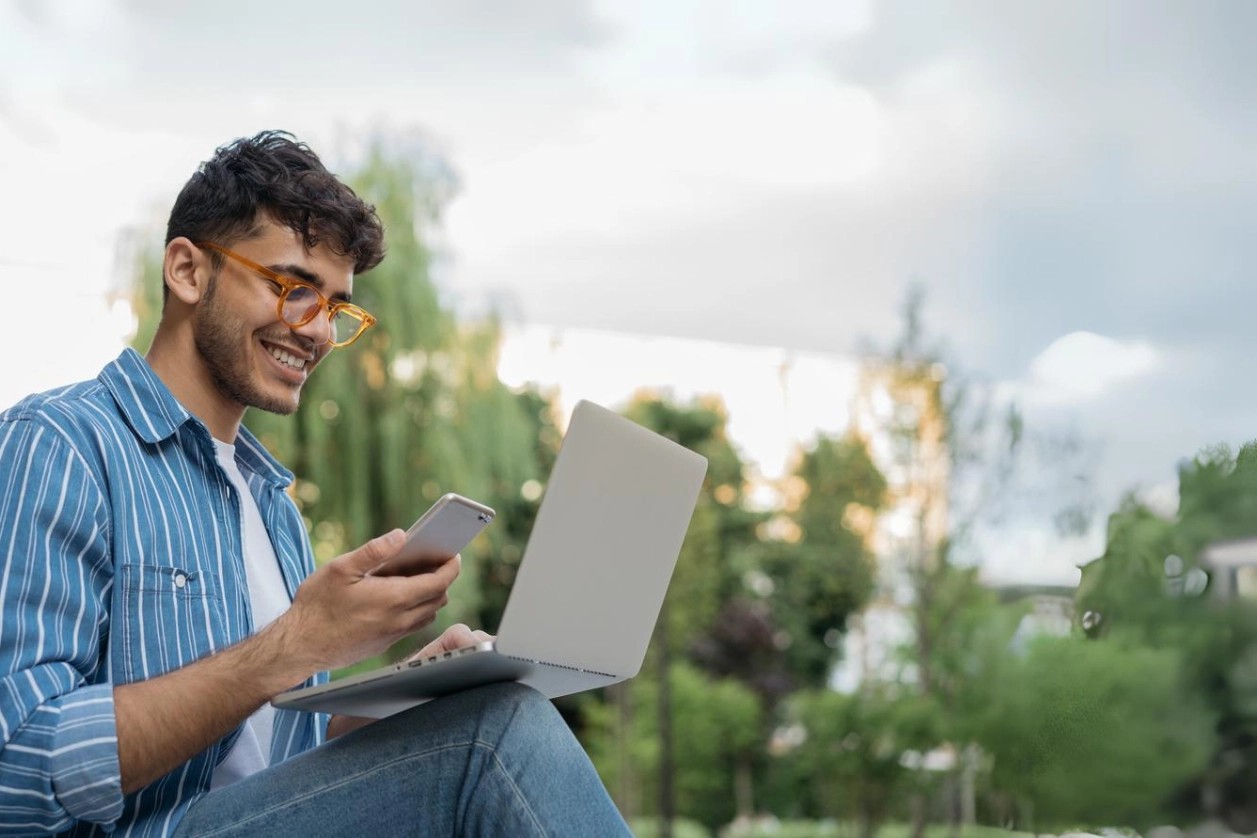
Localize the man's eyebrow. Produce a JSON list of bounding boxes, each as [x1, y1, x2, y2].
[[270, 263, 352, 303]]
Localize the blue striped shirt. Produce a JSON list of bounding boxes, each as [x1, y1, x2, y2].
[[0, 348, 328, 836]]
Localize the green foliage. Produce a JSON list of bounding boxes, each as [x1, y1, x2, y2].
[[587, 663, 762, 831], [1079, 442, 1257, 635], [793, 435, 887, 546], [1075, 440, 1257, 829], [614, 400, 889, 827], [910, 564, 999, 709], [128, 241, 164, 353], [760, 435, 884, 689], [762, 542, 872, 689], [1075, 497, 1177, 631], [628, 817, 710, 838], [609, 395, 777, 826], [621, 394, 778, 693], [739, 435, 885, 689], [973, 635, 1215, 829], [1177, 443, 1257, 548], [724, 821, 1028, 838], [770, 687, 942, 831], [472, 385, 562, 631]]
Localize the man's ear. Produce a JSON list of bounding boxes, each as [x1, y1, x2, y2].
[[163, 238, 213, 305]]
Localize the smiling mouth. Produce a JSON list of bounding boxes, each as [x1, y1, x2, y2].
[[262, 341, 311, 371]]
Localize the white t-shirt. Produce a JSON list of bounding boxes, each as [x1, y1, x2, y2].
[[209, 438, 293, 789]]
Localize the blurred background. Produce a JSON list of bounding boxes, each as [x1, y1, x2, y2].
[[4, 1, 1257, 835]]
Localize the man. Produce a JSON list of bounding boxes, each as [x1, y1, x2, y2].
[[0, 131, 629, 836]]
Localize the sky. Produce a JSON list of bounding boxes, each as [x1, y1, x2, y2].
[[1, 0, 1254, 586]]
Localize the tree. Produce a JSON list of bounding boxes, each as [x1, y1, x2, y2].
[[773, 686, 937, 838], [836, 285, 1097, 834], [607, 389, 893, 831], [585, 663, 761, 834], [762, 434, 885, 688], [1078, 442, 1257, 830], [973, 635, 1215, 830], [472, 385, 563, 631], [619, 394, 765, 833]]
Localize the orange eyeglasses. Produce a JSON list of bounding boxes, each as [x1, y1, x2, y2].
[[196, 242, 377, 348]]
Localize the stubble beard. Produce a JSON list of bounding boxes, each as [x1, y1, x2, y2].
[[194, 292, 303, 416]]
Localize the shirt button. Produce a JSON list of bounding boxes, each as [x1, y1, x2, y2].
[[174, 573, 187, 589]]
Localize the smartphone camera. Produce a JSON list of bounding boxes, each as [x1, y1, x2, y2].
[[478, 513, 492, 523]]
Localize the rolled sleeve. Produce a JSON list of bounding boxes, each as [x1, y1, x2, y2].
[[0, 673, 122, 833], [51, 683, 123, 825], [0, 417, 120, 832]]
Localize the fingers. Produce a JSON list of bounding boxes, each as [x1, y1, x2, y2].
[[370, 549, 459, 578], [448, 624, 492, 647], [340, 530, 406, 575], [436, 623, 475, 651], [391, 554, 461, 610], [286, 532, 465, 672], [407, 623, 493, 663]]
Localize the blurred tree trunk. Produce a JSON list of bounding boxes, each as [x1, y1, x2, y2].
[[910, 792, 927, 838], [734, 755, 753, 821], [657, 596, 675, 838], [608, 681, 638, 818]]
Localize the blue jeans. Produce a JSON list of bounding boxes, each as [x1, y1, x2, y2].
[[173, 682, 630, 837]]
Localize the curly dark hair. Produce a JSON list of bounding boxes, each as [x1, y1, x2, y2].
[[165, 130, 386, 279]]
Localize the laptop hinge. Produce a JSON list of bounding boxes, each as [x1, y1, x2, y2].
[[504, 654, 619, 680]]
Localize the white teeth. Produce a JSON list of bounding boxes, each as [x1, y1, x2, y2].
[[268, 346, 307, 370]]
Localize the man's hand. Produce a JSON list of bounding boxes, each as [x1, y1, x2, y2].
[[407, 623, 494, 662], [269, 530, 462, 675], [329, 624, 494, 740], [116, 530, 460, 793]]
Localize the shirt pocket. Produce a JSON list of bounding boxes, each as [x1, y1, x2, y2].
[[116, 564, 227, 683]]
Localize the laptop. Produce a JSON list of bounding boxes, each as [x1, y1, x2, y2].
[[272, 399, 708, 718]]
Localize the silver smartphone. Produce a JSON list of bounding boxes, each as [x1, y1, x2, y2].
[[368, 493, 496, 577]]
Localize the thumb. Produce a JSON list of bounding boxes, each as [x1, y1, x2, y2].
[[342, 529, 406, 574]]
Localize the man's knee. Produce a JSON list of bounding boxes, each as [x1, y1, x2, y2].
[[467, 681, 560, 731], [459, 681, 576, 750], [471, 680, 550, 712], [386, 681, 557, 738]]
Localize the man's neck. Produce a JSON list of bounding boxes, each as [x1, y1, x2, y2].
[[145, 331, 244, 443]]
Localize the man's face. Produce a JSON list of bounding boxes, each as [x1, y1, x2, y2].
[[193, 222, 355, 416]]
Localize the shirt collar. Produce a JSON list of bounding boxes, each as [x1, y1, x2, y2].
[[101, 348, 294, 488], [233, 427, 294, 489]]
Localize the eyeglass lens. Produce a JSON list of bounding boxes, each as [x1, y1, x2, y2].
[[280, 286, 365, 345]]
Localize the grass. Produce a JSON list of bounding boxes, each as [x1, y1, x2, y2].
[[719, 820, 1033, 838]]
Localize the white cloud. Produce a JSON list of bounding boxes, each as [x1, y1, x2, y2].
[[1020, 331, 1159, 406], [444, 72, 885, 268]]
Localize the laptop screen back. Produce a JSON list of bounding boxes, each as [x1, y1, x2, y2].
[[495, 400, 708, 677]]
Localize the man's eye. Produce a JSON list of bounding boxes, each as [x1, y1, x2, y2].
[[286, 285, 319, 303]]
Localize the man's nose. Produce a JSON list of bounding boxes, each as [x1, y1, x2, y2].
[[289, 311, 332, 347]]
